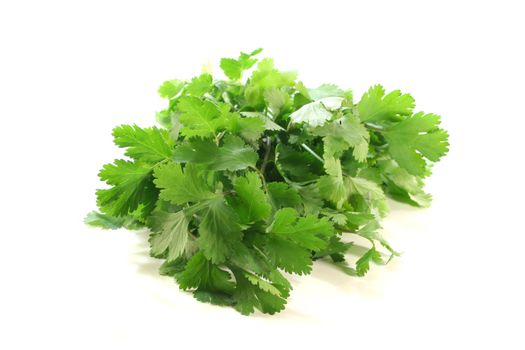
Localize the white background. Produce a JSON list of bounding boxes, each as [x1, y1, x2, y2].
[[1, 1, 524, 349]]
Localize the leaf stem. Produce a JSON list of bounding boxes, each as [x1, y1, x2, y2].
[[260, 137, 272, 175], [300, 143, 324, 163], [365, 123, 385, 133], [250, 165, 268, 192]]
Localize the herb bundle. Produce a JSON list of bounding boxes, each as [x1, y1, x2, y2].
[[86, 49, 449, 315]]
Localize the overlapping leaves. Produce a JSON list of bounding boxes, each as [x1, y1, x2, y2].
[[87, 49, 449, 316]]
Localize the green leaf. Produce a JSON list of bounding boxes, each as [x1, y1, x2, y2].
[[173, 135, 257, 171], [357, 85, 415, 122], [380, 159, 432, 207], [228, 172, 271, 224], [185, 73, 213, 97], [148, 210, 193, 262], [197, 197, 243, 263], [220, 48, 262, 80], [84, 211, 142, 230], [264, 88, 291, 116], [96, 160, 157, 218], [193, 290, 234, 306], [289, 97, 343, 127], [267, 182, 301, 210], [177, 252, 235, 294], [347, 176, 389, 217], [232, 268, 287, 315], [275, 144, 324, 182], [308, 83, 345, 100], [159, 258, 187, 276], [385, 112, 449, 177], [173, 138, 219, 164], [218, 104, 266, 142], [158, 79, 185, 99], [177, 96, 221, 138], [153, 162, 216, 205], [317, 156, 351, 209], [210, 135, 258, 171], [112, 124, 174, 163], [314, 115, 369, 161], [356, 247, 383, 276], [263, 235, 312, 275], [245, 58, 297, 108], [267, 208, 334, 251]]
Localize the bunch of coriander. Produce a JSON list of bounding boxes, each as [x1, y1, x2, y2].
[[86, 49, 449, 315]]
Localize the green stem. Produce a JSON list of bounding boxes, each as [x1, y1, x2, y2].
[[250, 165, 268, 192], [365, 123, 385, 133], [300, 143, 324, 163], [260, 137, 272, 175]]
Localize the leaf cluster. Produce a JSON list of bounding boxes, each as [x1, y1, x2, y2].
[[86, 49, 449, 315]]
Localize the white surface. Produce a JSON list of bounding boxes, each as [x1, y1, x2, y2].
[[1, 1, 524, 349]]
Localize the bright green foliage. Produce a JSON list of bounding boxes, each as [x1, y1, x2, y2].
[[357, 84, 415, 122], [87, 49, 449, 315], [197, 197, 243, 264], [153, 162, 216, 205], [220, 48, 262, 80], [173, 135, 258, 171], [385, 112, 449, 176], [96, 160, 157, 219], [113, 124, 174, 163], [228, 172, 271, 224], [148, 210, 193, 262]]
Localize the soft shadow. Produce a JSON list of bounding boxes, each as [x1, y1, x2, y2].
[[129, 229, 165, 278]]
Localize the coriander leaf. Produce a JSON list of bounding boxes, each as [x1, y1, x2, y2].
[[263, 235, 312, 275], [210, 135, 258, 171], [355, 247, 383, 276], [193, 290, 235, 306], [358, 220, 399, 261], [357, 85, 415, 122], [289, 97, 343, 127], [96, 160, 157, 218], [275, 144, 324, 182], [317, 156, 351, 209], [385, 112, 449, 177], [264, 88, 291, 116], [267, 208, 334, 251], [231, 267, 287, 315], [308, 83, 345, 100], [84, 211, 142, 230], [380, 159, 432, 207], [148, 210, 194, 262], [218, 104, 266, 142], [153, 162, 216, 205], [267, 182, 302, 210], [159, 258, 187, 276], [245, 58, 297, 108], [220, 48, 262, 80], [185, 73, 213, 97], [158, 79, 185, 99], [112, 124, 174, 163], [197, 197, 243, 263], [174, 135, 257, 171], [173, 138, 219, 164], [347, 176, 389, 217], [314, 115, 369, 161], [228, 172, 271, 224], [240, 111, 284, 131], [297, 183, 324, 215], [177, 251, 235, 293], [178, 96, 221, 138]]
